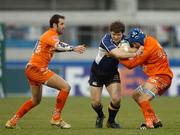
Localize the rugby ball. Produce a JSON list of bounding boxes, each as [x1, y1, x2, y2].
[[118, 40, 130, 52]]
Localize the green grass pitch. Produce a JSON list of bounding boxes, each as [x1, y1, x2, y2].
[[0, 96, 180, 135]]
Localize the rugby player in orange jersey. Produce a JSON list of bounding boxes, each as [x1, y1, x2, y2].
[[5, 14, 86, 129], [119, 28, 173, 129]]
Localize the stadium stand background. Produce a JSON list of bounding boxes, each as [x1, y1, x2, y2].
[[0, 0, 180, 96]]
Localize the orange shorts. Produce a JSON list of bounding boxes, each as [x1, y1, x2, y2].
[[25, 64, 55, 86], [147, 75, 172, 96]]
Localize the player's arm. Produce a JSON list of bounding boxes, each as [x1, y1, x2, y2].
[[102, 35, 141, 59], [110, 45, 144, 59], [55, 42, 86, 54], [119, 49, 148, 69], [55, 42, 74, 52], [109, 48, 137, 59], [127, 47, 138, 53]]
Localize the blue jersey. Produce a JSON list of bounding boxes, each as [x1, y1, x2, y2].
[[94, 33, 119, 73]]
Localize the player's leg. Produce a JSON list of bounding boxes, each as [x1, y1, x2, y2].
[[106, 82, 121, 128], [90, 86, 105, 128], [132, 82, 159, 129], [90, 86, 104, 118], [5, 85, 42, 129], [133, 75, 172, 129], [89, 63, 105, 128], [45, 73, 71, 129]]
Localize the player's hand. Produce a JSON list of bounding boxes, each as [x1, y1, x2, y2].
[[135, 46, 144, 56], [73, 44, 86, 54]]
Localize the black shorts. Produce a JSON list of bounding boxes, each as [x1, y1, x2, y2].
[[88, 62, 121, 87]]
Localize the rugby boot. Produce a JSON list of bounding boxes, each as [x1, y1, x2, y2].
[[95, 115, 105, 128], [5, 115, 19, 129], [106, 121, 120, 128]]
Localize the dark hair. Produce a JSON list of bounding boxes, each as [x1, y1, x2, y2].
[[49, 14, 65, 28], [110, 21, 125, 33]]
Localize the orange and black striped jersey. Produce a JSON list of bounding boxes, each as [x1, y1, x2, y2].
[[28, 28, 59, 68], [120, 35, 173, 78]]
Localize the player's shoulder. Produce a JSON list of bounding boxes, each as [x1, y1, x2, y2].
[[41, 29, 54, 37], [101, 33, 111, 40], [143, 38, 163, 57], [146, 35, 158, 43], [145, 35, 159, 47], [40, 29, 49, 39], [101, 33, 112, 45], [40, 29, 58, 41]]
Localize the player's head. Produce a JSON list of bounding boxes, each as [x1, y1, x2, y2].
[[110, 21, 125, 44], [49, 14, 65, 34], [125, 28, 146, 46]]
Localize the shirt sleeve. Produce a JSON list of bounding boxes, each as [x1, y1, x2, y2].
[[119, 47, 150, 69], [101, 34, 117, 52]]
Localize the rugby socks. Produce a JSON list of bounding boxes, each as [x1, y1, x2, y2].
[[139, 101, 155, 127], [108, 102, 120, 123], [15, 99, 35, 118], [53, 90, 69, 120], [92, 104, 104, 118], [12, 99, 35, 123]]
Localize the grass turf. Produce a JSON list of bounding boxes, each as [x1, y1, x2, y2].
[[0, 96, 180, 135]]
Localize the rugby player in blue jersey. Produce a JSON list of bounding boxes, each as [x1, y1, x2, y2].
[[89, 21, 143, 128]]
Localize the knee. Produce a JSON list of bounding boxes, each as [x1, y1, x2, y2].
[[60, 83, 71, 92], [132, 91, 149, 103], [111, 95, 121, 105], [67, 84, 71, 91], [63, 83, 71, 92]]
